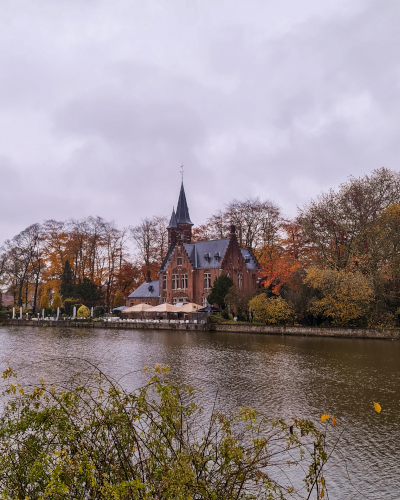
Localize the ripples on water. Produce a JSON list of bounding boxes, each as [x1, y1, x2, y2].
[[0, 326, 398, 499]]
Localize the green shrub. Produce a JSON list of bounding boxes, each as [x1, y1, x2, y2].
[[94, 305, 105, 318], [0, 365, 330, 499], [221, 311, 233, 321], [209, 314, 225, 324], [63, 299, 73, 315]]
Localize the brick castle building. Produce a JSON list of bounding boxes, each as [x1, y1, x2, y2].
[[127, 182, 260, 307]]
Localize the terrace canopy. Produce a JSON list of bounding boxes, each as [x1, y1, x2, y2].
[[123, 303, 152, 314], [145, 303, 180, 313], [175, 302, 203, 313]]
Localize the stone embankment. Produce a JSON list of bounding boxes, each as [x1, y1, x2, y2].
[[2, 319, 400, 340]]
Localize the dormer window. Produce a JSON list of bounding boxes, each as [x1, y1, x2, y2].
[[214, 252, 220, 261], [177, 257, 182, 266], [148, 285, 154, 293]]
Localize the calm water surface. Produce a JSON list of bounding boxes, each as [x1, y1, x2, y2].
[[0, 326, 398, 499]]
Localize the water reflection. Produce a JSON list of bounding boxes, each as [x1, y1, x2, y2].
[[0, 326, 398, 498]]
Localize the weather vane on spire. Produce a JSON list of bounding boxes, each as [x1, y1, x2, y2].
[[180, 164, 184, 182]]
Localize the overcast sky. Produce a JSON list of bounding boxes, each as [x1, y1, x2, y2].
[[1, 0, 399, 242]]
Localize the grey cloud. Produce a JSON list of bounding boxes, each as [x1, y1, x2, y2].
[[0, 0, 400, 242]]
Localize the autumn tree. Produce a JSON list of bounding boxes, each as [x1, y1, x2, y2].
[[304, 267, 373, 327], [224, 286, 257, 318], [40, 294, 49, 310], [298, 168, 400, 272], [199, 198, 282, 252], [130, 215, 168, 280], [248, 294, 293, 325], [113, 290, 125, 308], [52, 292, 62, 309]]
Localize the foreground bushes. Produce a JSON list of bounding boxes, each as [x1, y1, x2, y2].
[[0, 365, 332, 499]]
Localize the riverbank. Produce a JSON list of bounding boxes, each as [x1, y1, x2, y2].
[[2, 319, 400, 340]]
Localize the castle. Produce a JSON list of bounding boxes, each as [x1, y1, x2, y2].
[[127, 182, 260, 307]]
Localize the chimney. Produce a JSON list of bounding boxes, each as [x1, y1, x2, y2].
[[146, 269, 151, 283], [229, 225, 236, 237]]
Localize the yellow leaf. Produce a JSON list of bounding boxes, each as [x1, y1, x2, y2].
[[332, 417, 337, 427], [373, 402, 382, 413], [321, 489, 325, 498], [320, 414, 330, 423]]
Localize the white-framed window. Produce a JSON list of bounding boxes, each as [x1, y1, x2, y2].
[[173, 297, 188, 304], [202, 296, 208, 307], [163, 298, 167, 303], [172, 274, 179, 290], [177, 257, 182, 266], [181, 274, 188, 289], [238, 274, 243, 288], [163, 274, 167, 290], [204, 273, 211, 289]]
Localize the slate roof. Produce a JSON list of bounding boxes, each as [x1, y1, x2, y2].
[[128, 280, 160, 299], [240, 248, 260, 271], [176, 183, 193, 225], [183, 239, 230, 269], [167, 207, 177, 229]]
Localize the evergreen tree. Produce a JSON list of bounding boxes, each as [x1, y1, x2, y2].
[[74, 278, 103, 303], [60, 261, 75, 299], [207, 274, 234, 309]]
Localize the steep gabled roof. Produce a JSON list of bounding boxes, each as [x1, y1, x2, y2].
[[240, 248, 261, 271], [176, 182, 193, 225], [184, 239, 230, 269], [128, 280, 160, 299]]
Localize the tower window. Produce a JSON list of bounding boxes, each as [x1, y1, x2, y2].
[[163, 275, 167, 290], [238, 274, 243, 288]]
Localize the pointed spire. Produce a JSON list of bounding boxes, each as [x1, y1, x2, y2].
[[167, 207, 177, 228], [176, 182, 193, 225]]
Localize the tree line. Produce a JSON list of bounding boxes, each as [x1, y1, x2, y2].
[[195, 167, 400, 327], [2, 167, 400, 326], [0, 215, 169, 312]]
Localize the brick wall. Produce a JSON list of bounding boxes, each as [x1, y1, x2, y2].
[[159, 234, 258, 306]]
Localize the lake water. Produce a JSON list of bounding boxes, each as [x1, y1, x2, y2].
[[0, 325, 398, 499]]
